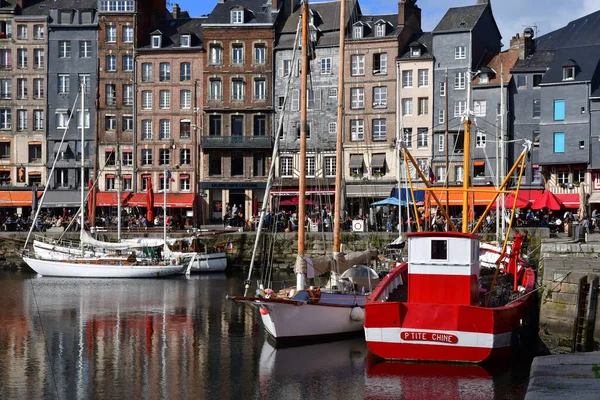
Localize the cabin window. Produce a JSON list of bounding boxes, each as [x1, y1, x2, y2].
[[431, 240, 447, 260]]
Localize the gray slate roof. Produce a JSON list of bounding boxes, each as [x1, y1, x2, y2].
[[536, 10, 600, 50], [398, 32, 433, 60], [433, 4, 486, 33], [138, 17, 205, 50], [511, 50, 555, 72], [349, 13, 398, 40], [22, 0, 97, 15], [204, 0, 276, 25], [540, 45, 600, 84]]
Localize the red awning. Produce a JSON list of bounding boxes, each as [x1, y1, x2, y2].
[[555, 193, 580, 208], [96, 192, 195, 208]]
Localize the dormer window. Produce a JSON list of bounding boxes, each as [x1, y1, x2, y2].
[[411, 47, 420, 57], [231, 9, 244, 24], [563, 66, 575, 80], [310, 29, 317, 43], [479, 73, 489, 84], [353, 26, 363, 39], [152, 35, 161, 48], [375, 23, 385, 37], [180, 35, 191, 48]]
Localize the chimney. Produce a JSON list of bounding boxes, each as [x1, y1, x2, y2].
[[510, 28, 535, 60], [398, 0, 422, 32], [16, 0, 26, 9], [272, 0, 278, 11], [476, 0, 489, 4], [172, 3, 180, 19]]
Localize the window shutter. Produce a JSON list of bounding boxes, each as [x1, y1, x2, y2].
[[292, 89, 299, 111], [315, 89, 321, 110], [278, 59, 283, 77]]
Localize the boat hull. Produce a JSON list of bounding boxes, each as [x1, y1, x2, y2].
[[22, 256, 188, 278], [189, 252, 227, 272]]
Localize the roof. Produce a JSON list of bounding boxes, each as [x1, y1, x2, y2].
[[139, 16, 205, 50], [473, 49, 519, 86], [348, 13, 399, 40], [398, 32, 433, 60], [204, 0, 276, 25], [540, 45, 600, 84], [536, 10, 600, 50], [21, 0, 97, 16], [511, 50, 555, 72], [433, 4, 487, 33]]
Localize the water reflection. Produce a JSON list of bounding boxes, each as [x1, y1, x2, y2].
[[0, 272, 528, 399]]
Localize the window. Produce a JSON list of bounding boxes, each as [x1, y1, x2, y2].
[[557, 170, 569, 185], [159, 90, 170, 109], [411, 46, 421, 57], [232, 44, 243, 65], [554, 99, 565, 121], [29, 143, 42, 162], [231, 115, 244, 136], [180, 90, 191, 109], [280, 157, 293, 177], [105, 115, 116, 131], [455, 72, 465, 89], [103, 149, 115, 167], [141, 149, 152, 165], [402, 98, 413, 116], [209, 44, 222, 65], [106, 54, 116, 71], [254, 79, 266, 100], [517, 75, 527, 88], [438, 109, 445, 125], [321, 57, 331, 74], [142, 90, 152, 109], [17, 49, 27, 69], [281, 59, 291, 76], [479, 73, 489, 84], [350, 88, 364, 109], [58, 74, 70, 93], [17, 25, 27, 40], [55, 111, 68, 129], [373, 53, 387, 75], [180, 148, 191, 165], [418, 69, 429, 87], [33, 79, 44, 99], [105, 84, 116, 105], [152, 35, 161, 49], [455, 166, 464, 182], [436, 166, 447, 182], [454, 100, 466, 117], [159, 120, 170, 140], [532, 167, 542, 185], [159, 149, 170, 165], [77, 109, 90, 128], [123, 84, 133, 105], [329, 88, 337, 98], [351, 55, 365, 76], [574, 169, 585, 184], [373, 87, 387, 108], [417, 128, 428, 148], [180, 34, 191, 48], [209, 115, 221, 136], [180, 175, 190, 191], [33, 110, 44, 130], [350, 119, 364, 141], [33, 49, 44, 69], [533, 99, 541, 118], [180, 62, 191, 81], [455, 46, 466, 60], [33, 25, 44, 40], [324, 156, 335, 177], [231, 79, 244, 101], [209, 79, 222, 100], [231, 9, 244, 24], [402, 70, 413, 88], [58, 41, 71, 58], [353, 26, 363, 39], [123, 26, 134, 43], [142, 63, 152, 82], [159, 63, 170, 81], [0, 50, 11, 68], [231, 152, 243, 176], [79, 41, 92, 58], [17, 110, 27, 130], [533, 74, 543, 87], [0, 142, 9, 161], [403, 128, 413, 148], [254, 115, 266, 136], [0, 79, 11, 99], [209, 153, 221, 176], [106, 26, 116, 42], [553, 132, 565, 153], [180, 120, 191, 139], [473, 100, 487, 117], [418, 97, 429, 115], [438, 133, 444, 152], [440, 81, 446, 97], [375, 23, 386, 37], [141, 119, 152, 139], [372, 119, 386, 141], [476, 130, 486, 148], [123, 55, 133, 71], [105, 175, 115, 190], [328, 122, 337, 135], [122, 115, 133, 131], [563, 66, 575, 81], [254, 44, 266, 64]]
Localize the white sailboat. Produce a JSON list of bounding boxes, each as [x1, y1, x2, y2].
[[229, 0, 379, 340], [23, 82, 193, 278]]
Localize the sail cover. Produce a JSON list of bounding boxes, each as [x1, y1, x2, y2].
[[80, 231, 164, 250]]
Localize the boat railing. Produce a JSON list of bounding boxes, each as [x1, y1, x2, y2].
[[33, 234, 81, 249]]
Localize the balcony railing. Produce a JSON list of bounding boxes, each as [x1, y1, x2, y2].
[[202, 135, 273, 149]]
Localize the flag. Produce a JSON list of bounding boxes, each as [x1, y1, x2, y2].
[[428, 167, 436, 184], [166, 171, 175, 182]]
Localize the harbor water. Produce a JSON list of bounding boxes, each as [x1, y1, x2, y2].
[[0, 270, 530, 399]]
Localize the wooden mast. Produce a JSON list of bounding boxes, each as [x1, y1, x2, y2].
[[333, 0, 346, 253], [461, 69, 472, 233]]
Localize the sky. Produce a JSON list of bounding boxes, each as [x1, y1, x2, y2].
[[175, 0, 599, 46]]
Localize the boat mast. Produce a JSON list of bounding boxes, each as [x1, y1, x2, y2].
[[163, 168, 168, 258], [500, 62, 506, 238], [80, 80, 86, 245], [295, 0, 309, 291], [333, 0, 346, 253], [395, 60, 402, 238], [461, 68, 472, 233]]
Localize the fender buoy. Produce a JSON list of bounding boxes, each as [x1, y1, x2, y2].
[[350, 306, 364, 322]]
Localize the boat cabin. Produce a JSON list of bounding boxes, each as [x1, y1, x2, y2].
[[406, 232, 480, 306]]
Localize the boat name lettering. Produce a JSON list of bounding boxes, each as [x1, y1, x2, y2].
[[400, 331, 459, 344]]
